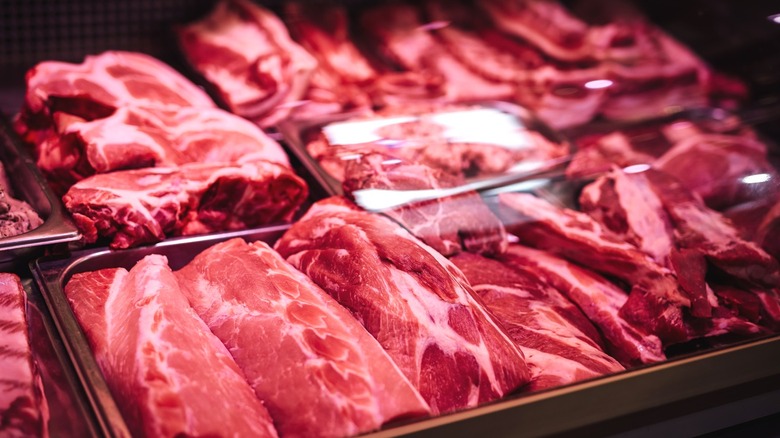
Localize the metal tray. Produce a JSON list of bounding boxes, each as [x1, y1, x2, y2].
[[0, 116, 80, 270], [277, 101, 572, 198], [30, 224, 780, 437]]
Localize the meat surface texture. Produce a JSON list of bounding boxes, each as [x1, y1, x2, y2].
[[495, 245, 666, 367], [275, 196, 530, 414], [64, 255, 278, 438], [178, 0, 317, 126], [450, 251, 624, 391], [0, 162, 44, 238], [175, 238, 431, 437], [34, 105, 289, 190], [342, 152, 508, 257], [0, 273, 48, 438], [63, 160, 308, 248], [16, 51, 215, 145]]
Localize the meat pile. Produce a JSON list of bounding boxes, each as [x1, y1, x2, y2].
[[178, 0, 738, 129], [0, 163, 43, 238], [14, 51, 308, 248], [0, 273, 48, 437]]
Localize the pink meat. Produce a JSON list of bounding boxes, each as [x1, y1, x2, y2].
[[0, 273, 48, 438], [451, 251, 624, 391], [275, 197, 530, 414], [64, 255, 278, 438], [342, 152, 507, 257], [63, 160, 308, 248], [496, 192, 690, 343], [177, 0, 317, 126], [496, 244, 665, 367], [175, 238, 430, 437], [35, 105, 289, 191]]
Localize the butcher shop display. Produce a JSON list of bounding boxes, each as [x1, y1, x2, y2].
[[0, 162, 43, 238]]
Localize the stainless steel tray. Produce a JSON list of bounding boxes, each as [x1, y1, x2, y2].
[[0, 116, 80, 270], [30, 224, 780, 437]]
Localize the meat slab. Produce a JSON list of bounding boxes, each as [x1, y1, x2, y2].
[[275, 197, 530, 414], [178, 0, 317, 126], [64, 255, 278, 438], [0, 273, 48, 438], [175, 238, 431, 436], [34, 105, 289, 191], [342, 152, 508, 256], [63, 159, 308, 248], [495, 245, 666, 367], [451, 251, 624, 391]]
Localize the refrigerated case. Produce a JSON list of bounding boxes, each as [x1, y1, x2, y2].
[[2, 0, 780, 436]]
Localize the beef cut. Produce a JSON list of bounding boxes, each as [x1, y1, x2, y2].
[[451, 250, 624, 391], [64, 255, 279, 438], [342, 152, 508, 256], [63, 159, 308, 248], [498, 245, 666, 366], [275, 197, 530, 414], [0, 273, 48, 438], [34, 105, 290, 191], [15, 51, 215, 145], [178, 0, 317, 126], [175, 238, 431, 437]]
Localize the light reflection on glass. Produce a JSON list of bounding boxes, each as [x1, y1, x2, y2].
[[584, 79, 613, 89], [768, 14, 780, 24], [623, 164, 651, 174], [418, 20, 450, 31], [381, 159, 403, 166], [741, 173, 772, 184]]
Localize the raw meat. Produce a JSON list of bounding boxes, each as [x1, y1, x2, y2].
[[275, 197, 530, 414], [496, 192, 691, 343], [755, 200, 780, 263], [451, 251, 624, 391], [177, 0, 317, 126], [63, 160, 308, 248], [15, 51, 215, 145], [0, 273, 48, 438], [342, 152, 508, 256], [496, 244, 666, 367], [175, 238, 431, 437], [64, 255, 278, 438], [35, 105, 289, 191], [0, 163, 44, 238], [565, 132, 656, 180], [643, 169, 780, 288]]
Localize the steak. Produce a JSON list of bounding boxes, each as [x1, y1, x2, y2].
[[496, 245, 666, 366], [451, 251, 624, 391], [275, 197, 530, 414], [175, 238, 431, 436], [15, 51, 215, 145], [63, 159, 308, 248], [35, 105, 290, 191], [0, 273, 48, 438], [342, 152, 508, 256], [64, 255, 278, 438], [177, 0, 317, 127]]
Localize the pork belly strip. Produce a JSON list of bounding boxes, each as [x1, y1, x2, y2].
[[35, 105, 289, 191], [342, 152, 507, 257], [175, 238, 430, 437], [275, 197, 530, 414], [177, 0, 317, 126], [495, 192, 690, 343], [15, 51, 215, 144], [495, 244, 665, 367], [0, 273, 48, 438], [450, 251, 624, 391], [64, 255, 278, 438], [63, 159, 308, 249]]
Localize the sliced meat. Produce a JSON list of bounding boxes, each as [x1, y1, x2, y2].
[[275, 197, 530, 414], [177, 0, 317, 126], [343, 152, 507, 256], [496, 244, 666, 367], [451, 251, 624, 391], [0, 273, 48, 438], [63, 160, 308, 248], [64, 255, 278, 438], [175, 238, 431, 437]]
